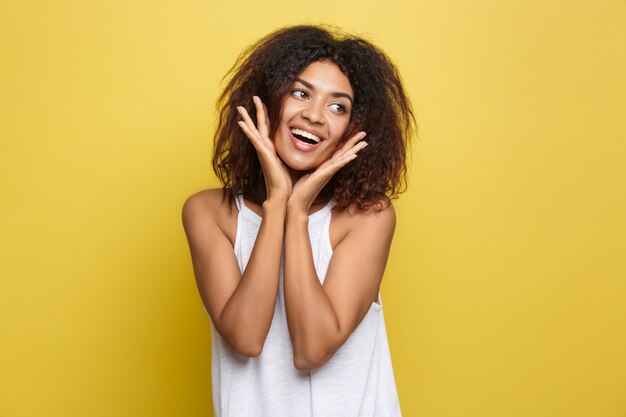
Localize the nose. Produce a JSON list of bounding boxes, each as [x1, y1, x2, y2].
[[301, 100, 325, 125]]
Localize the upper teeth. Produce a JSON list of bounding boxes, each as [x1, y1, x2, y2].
[[291, 128, 320, 143]]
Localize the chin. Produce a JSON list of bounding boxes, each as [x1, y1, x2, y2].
[[280, 155, 320, 173], [275, 137, 328, 172]]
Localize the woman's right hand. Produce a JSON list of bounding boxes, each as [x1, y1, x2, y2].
[[237, 96, 292, 202]]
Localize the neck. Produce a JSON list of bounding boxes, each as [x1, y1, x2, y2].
[[288, 167, 305, 184]]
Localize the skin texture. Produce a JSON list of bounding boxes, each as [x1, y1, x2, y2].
[[182, 60, 396, 370]]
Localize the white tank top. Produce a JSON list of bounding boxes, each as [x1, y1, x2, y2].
[[206, 194, 402, 417]]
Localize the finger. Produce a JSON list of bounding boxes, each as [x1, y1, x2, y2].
[[349, 139, 368, 152], [237, 106, 260, 137], [345, 131, 367, 149], [294, 144, 363, 204], [336, 131, 367, 156], [335, 146, 363, 166], [253, 96, 269, 138], [310, 143, 365, 184], [333, 134, 368, 162], [237, 120, 262, 146], [262, 102, 270, 130]]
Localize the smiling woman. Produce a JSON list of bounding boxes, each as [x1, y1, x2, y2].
[[274, 60, 354, 171], [182, 25, 415, 417]]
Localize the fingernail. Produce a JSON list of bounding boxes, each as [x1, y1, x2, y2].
[[361, 132, 367, 139]]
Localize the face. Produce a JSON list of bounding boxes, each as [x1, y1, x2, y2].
[[273, 60, 354, 172]]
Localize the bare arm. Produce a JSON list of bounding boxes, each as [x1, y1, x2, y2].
[[182, 191, 287, 357], [182, 96, 292, 356], [284, 203, 396, 371]]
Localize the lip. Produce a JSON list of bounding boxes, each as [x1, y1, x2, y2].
[[289, 124, 326, 142], [289, 130, 321, 152]]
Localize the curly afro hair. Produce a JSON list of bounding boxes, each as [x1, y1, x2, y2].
[[212, 25, 416, 211]]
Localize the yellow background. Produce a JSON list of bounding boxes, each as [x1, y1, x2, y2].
[[1, 1, 625, 416]]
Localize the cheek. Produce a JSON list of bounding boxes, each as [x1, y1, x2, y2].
[[331, 122, 351, 148], [338, 118, 351, 136]]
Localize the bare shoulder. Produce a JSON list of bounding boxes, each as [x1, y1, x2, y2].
[[183, 188, 228, 213], [182, 188, 238, 244], [329, 199, 396, 249], [182, 188, 227, 223]]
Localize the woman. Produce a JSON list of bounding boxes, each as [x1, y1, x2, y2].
[[183, 25, 415, 417]]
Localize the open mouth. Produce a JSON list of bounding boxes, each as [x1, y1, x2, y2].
[[290, 128, 321, 145]]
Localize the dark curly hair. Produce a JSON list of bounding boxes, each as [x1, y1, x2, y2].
[[212, 24, 416, 211]]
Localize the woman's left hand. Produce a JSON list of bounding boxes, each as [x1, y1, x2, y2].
[[287, 131, 368, 215]]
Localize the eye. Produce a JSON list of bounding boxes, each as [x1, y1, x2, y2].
[[329, 103, 348, 114], [292, 89, 309, 100]]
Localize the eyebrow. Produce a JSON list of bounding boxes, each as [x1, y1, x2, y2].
[[295, 77, 353, 104]]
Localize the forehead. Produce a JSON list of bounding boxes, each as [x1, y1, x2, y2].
[[296, 60, 353, 97]]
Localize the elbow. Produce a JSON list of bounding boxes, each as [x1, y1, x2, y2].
[[225, 335, 264, 358], [235, 343, 263, 358], [215, 318, 266, 358], [293, 348, 332, 372]]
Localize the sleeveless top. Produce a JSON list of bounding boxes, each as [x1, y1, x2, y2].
[[205, 194, 402, 417]]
